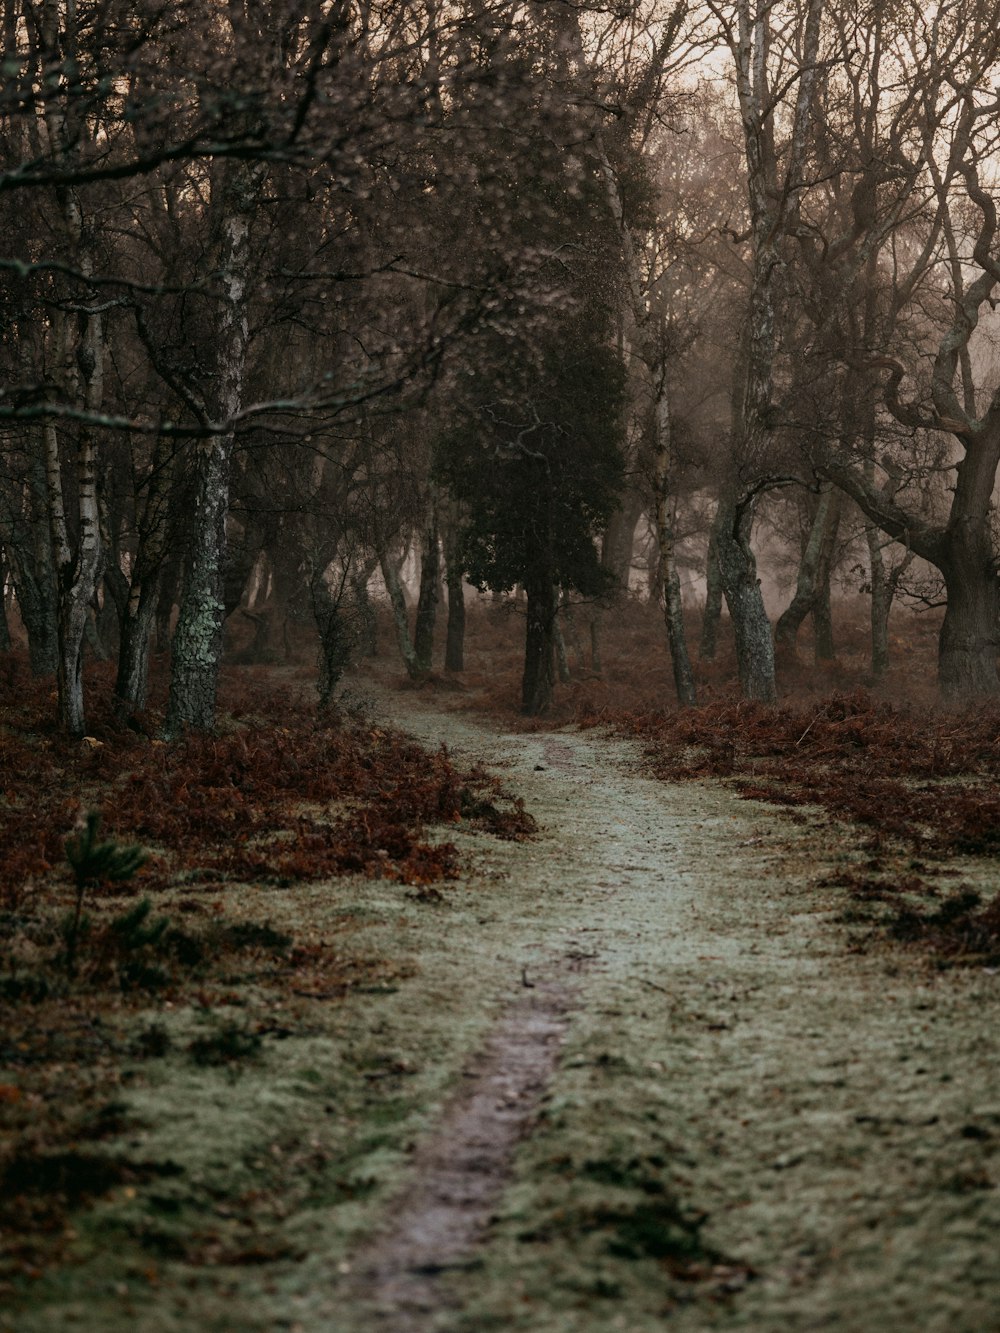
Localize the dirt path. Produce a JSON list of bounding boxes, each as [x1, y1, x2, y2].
[[12, 679, 998, 1333], [326, 680, 1000, 1333], [344, 967, 579, 1331]]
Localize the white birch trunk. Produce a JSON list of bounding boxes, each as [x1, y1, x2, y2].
[[165, 161, 263, 734]]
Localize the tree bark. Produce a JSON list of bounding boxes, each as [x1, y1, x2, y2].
[[441, 496, 466, 672], [311, 571, 353, 708], [652, 365, 697, 705], [165, 434, 234, 733], [165, 158, 263, 735], [713, 491, 777, 703], [381, 546, 418, 678], [813, 576, 835, 662], [444, 561, 466, 673], [413, 491, 440, 675], [553, 608, 572, 684], [353, 560, 379, 658], [522, 576, 557, 715], [115, 434, 176, 714], [866, 527, 914, 681], [601, 489, 644, 592], [4, 454, 59, 674], [937, 440, 1000, 695], [775, 485, 838, 662], [49, 424, 101, 737], [866, 521, 890, 679], [938, 559, 1000, 697], [699, 530, 723, 662], [0, 551, 11, 654]]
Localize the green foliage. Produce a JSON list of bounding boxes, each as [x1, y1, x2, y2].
[[65, 813, 148, 890], [438, 320, 626, 600], [62, 813, 148, 975], [109, 897, 170, 951]]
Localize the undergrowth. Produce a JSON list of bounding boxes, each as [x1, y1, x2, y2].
[[0, 656, 535, 911], [444, 599, 1000, 969], [0, 654, 535, 1289]]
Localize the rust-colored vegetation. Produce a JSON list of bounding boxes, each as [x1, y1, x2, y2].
[[448, 599, 1000, 969], [0, 653, 534, 1285]]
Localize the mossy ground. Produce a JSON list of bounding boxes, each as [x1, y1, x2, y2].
[[5, 677, 1000, 1331]]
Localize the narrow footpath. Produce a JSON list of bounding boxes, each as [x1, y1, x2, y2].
[[320, 684, 1000, 1333]]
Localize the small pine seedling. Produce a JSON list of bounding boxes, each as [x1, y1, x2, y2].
[[63, 813, 148, 974]]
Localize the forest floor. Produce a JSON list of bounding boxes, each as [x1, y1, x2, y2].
[[4, 652, 1000, 1332]]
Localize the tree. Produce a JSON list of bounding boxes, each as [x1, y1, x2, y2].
[[1, 0, 586, 730], [789, 0, 1000, 696], [441, 320, 625, 715]]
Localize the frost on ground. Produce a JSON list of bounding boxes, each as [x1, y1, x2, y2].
[[7, 677, 1000, 1333], [329, 683, 1000, 1333]]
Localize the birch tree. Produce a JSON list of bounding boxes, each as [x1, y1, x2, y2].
[[703, 0, 825, 702]]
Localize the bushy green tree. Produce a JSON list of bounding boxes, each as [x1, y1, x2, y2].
[[440, 319, 625, 714]]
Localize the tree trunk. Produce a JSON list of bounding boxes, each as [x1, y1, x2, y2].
[[866, 526, 917, 682], [700, 530, 723, 661], [165, 435, 234, 733], [867, 521, 891, 679], [353, 561, 379, 658], [0, 551, 11, 654], [601, 489, 644, 592], [444, 565, 465, 673], [266, 538, 308, 660], [813, 492, 841, 661], [381, 548, 418, 678], [154, 551, 181, 654], [311, 572, 353, 708], [223, 515, 266, 619], [443, 505, 466, 673], [936, 424, 1000, 696], [165, 159, 262, 735], [413, 493, 440, 675], [713, 491, 777, 702], [84, 599, 111, 662], [938, 546, 1000, 697], [115, 434, 176, 714], [812, 572, 835, 661], [5, 475, 59, 674], [589, 616, 602, 676], [652, 366, 697, 706], [116, 590, 158, 714], [47, 414, 102, 736], [774, 485, 836, 662], [560, 591, 586, 673], [522, 576, 557, 715], [554, 608, 571, 684]]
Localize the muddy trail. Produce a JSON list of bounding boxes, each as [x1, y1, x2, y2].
[[10, 679, 1000, 1333], [321, 681, 1000, 1333]]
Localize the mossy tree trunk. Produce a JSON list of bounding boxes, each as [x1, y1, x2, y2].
[[165, 158, 263, 735]]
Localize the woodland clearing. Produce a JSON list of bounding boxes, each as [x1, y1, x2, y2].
[[3, 639, 1000, 1332]]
